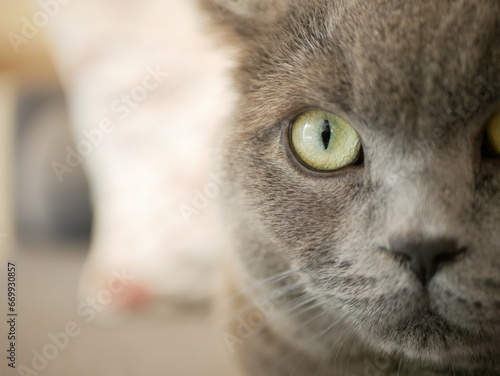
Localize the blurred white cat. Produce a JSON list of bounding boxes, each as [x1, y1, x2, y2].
[[42, 0, 234, 314]]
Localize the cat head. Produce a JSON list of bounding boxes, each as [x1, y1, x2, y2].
[[204, 0, 500, 371]]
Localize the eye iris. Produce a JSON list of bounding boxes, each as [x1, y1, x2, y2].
[[290, 110, 361, 171]]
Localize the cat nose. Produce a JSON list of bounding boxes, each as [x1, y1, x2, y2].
[[389, 237, 465, 285]]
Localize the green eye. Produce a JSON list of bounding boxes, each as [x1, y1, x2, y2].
[[486, 113, 500, 156], [290, 110, 362, 171]]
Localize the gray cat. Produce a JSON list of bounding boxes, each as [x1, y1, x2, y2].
[[202, 0, 500, 375]]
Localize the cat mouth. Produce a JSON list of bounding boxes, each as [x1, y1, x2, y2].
[[403, 308, 454, 332], [372, 312, 477, 367], [379, 303, 500, 363]]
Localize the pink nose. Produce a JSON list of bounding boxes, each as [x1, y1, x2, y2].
[[112, 283, 152, 310]]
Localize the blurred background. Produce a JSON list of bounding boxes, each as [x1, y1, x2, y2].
[[0, 1, 236, 375]]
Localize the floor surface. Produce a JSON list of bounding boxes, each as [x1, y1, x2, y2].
[[1, 242, 233, 376]]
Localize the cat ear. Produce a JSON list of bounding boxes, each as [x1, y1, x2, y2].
[[200, 0, 288, 38]]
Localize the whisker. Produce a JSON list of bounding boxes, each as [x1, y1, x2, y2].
[[343, 339, 357, 376], [211, 260, 337, 317], [397, 358, 402, 376], [210, 267, 305, 317], [293, 308, 330, 334], [210, 280, 306, 323], [253, 297, 325, 338], [265, 308, 333, 374], [446, 351, 457, 376], [333, 326, 357, 375], [286, 298, 325, 316], [313, 324, 354, 376], [309, 315, 343, 342], [288, 351, 308, 376], [220, 294, 323, 346], [285, 295, 320, 315]]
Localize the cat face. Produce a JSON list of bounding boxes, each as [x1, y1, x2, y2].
[[207, 0, 500, 371]]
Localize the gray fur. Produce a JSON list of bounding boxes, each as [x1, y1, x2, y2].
[[202, 0, 500, 374]]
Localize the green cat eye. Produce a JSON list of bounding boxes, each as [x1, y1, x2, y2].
[[290, 110, 362, 171], [486, 113, 500, 155]]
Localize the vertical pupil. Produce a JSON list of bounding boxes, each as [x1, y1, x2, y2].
[[321, 120, 331, 149]]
